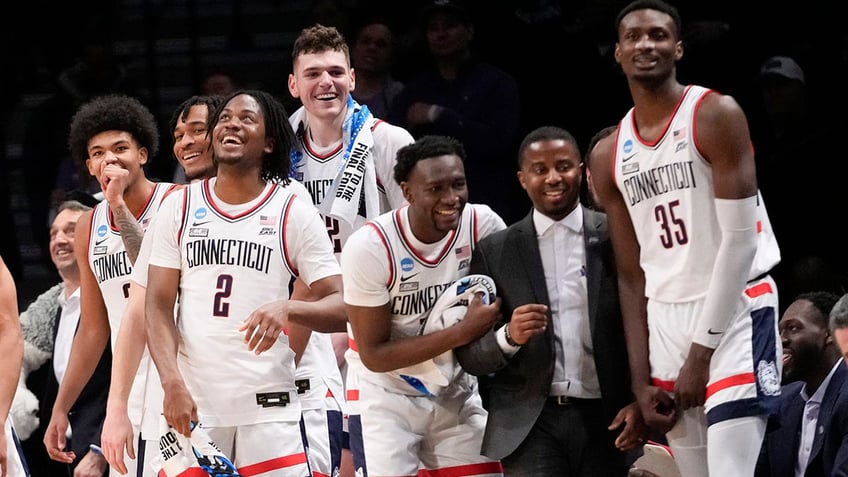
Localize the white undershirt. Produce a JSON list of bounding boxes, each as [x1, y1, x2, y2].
[[796, 359, 842, 477], [534, 206, 600, 399], [52, 286, 81, 385]]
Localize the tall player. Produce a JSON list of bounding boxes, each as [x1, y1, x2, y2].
[[588, 1, 782, 476], [145, 90, 345, 475], [340, 135, 506, 477], [43, 94, 175, 477], [287, 23, 414, 477]]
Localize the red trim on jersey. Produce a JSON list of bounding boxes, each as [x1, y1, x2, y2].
[[168, 469, 208, 477], [651, 378, 675, 392], [690, 88, 717, 160], [706, 373, 756, 399], [108, 182, 170, 231], [176, 187, 189, 248], [239, 452, 308, 476], [348, 337, 358, 352], [745, 282, 773, 298], [346, 389, 360, 401], [280, 195, 298, 275], [366, 222, 394, 286], [202, 179, 276, 219], [304, 134, 344, 161], [632, 85, 693, 148], [396, 207, 457, 266], [425, 461, 504, 476], [610, 120, 623, 186]]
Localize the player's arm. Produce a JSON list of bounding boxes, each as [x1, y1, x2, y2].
[[46, 210, 112, 463], [101, 280, 147, 474], [0, 256, 22, 476], [588, 134, 676, 431], [146, 263, 195, 436], [675, 93, 760, 410]]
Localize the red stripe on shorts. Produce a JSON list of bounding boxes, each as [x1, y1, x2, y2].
[[745, 282, 773, 298], [239, 452, 308, 476], [651, 378, 675, 392], [705, 372, 756, 400], [425, 461, 504, 476]]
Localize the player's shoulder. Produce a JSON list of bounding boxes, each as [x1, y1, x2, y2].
[[371, 118, 414, 144]]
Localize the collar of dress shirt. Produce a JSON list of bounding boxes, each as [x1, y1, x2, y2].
[[533, 204, 583, 237]]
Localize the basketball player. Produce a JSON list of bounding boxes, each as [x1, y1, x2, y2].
[[340, 135, 506, 477], [0, 255, 28, 477], [145, 90, 344, 476], [287, 23, 415, 477], [43, 94, 175, 477], [588, 1, 782, 476]]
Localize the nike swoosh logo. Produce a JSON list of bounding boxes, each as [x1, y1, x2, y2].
[[707, 328, 724, 335], [400, 273, 419, 282], [95, 238, 108, 246], [622, 153, 638, 162], [192, 221, 211, 226]]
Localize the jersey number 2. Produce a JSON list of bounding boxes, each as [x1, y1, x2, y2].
[[213, 274, 233, 317]]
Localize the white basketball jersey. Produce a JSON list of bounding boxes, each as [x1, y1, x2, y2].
[[151, 178, 339, 426], [613, 85, 780, 303], [87, 181, 174, 425], [342, 204, 506, 395], [292, 120, 410, 256]]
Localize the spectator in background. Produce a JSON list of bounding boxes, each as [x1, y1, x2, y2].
[[350, 17, 405, 119], [388, 0, 522, 223], [583, 125, 617, 212], [200, 69, 239, 97], [832, 294, 848, 362], [756, 291, 848, 476]]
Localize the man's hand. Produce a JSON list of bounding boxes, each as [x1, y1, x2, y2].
[[457, 294, 502, 344], [635, 385, 677, 434], [674, 343, 713, 410], [609, 402, 648, 451], [99, 163, 130, 206], [162, 381, 198, 437], [101, 408, 135, 475], [44, 411, 75, 463], [73, 449, 108, 477], [506, 304, 548, 345], [240, 301, 288, 355]]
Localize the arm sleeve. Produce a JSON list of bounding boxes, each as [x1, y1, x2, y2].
[[692, 195, 758, 348]]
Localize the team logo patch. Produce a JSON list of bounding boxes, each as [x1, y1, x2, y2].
[[189, 228, 209, 237], [622, 163, 640, 175], [399, 282, 419, 292], [93, 246, 107, 255]]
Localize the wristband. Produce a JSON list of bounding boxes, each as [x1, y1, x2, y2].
[[504, 323, 519, 347]]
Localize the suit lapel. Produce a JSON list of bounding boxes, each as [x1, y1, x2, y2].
[[583, 210, 601, 331], [809, 362, 847, 461], [512, 213, 549, 306]]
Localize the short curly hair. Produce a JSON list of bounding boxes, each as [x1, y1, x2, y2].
[[393, 135, 466, 184], [67, 93, 160, 168], [292, 23, 350, 66]]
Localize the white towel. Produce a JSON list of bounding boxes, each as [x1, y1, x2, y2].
[[389, 274, 497, 396], [290, 95, 379, 228]]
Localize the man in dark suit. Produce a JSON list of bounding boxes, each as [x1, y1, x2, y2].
[[756, 291, 848, 476], [18, 200, 110, 477], [456, 126, 644, 476]]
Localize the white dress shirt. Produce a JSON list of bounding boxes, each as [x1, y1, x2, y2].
[[795, 359, 842, 477]]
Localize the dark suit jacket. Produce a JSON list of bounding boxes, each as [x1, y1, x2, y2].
[[756, 361, 848, 477], [25, 305, 112, 475], [455, 208, 632, 460]]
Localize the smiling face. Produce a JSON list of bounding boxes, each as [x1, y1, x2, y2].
[[288, 49, 354, 122], [518, 138, 583, 221], [352, 23, 394, 75], [779, 298, 831, 384], [402, 154, 468, 243], [212, 94, 272, 169], [173, 104, 215, 181], [49, 207, 84, 276], [615, 8, 682, 84], [85, 130, 148, 185]]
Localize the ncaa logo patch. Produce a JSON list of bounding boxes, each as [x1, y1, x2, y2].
[[194, 207, 208, 220]]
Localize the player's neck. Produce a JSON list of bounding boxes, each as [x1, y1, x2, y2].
[[212, 171, 266, 205], [306, 110, 345, 147]]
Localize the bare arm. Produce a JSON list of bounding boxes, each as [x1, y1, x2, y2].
[[111, 203, 144, 265], [0, 256, 22, 476], [589, 135, 676, 432], [46, 211, 112, 463], [145, 264, 194, 436]]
